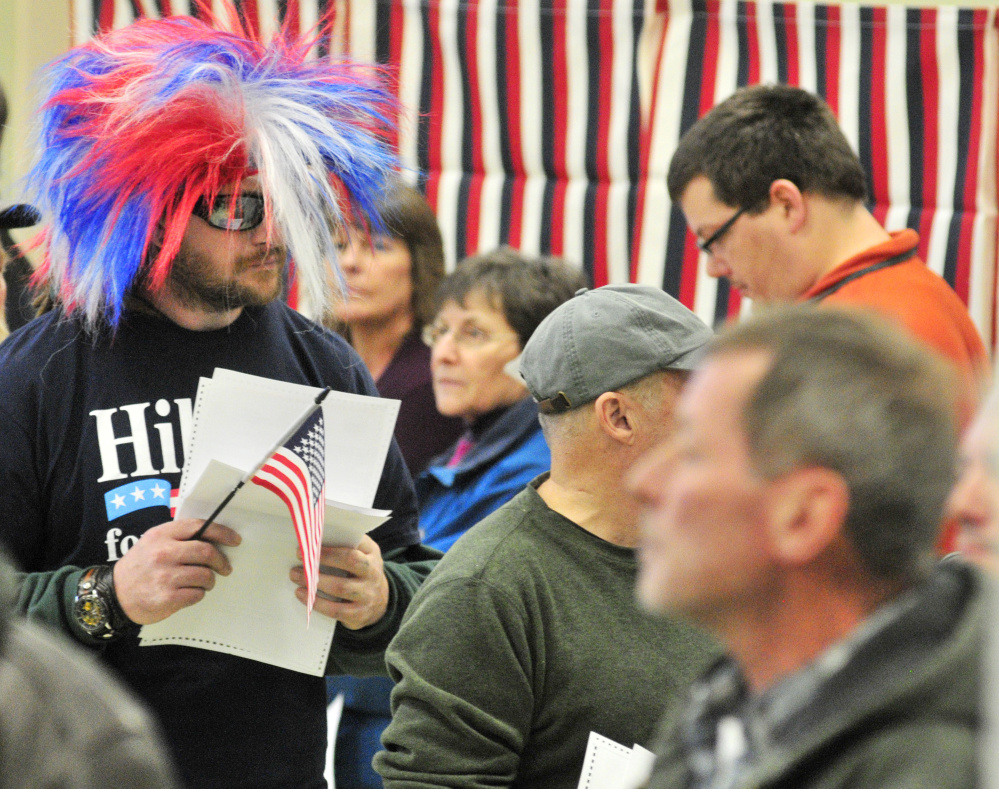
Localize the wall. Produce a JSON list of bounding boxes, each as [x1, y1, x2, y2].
[[0, 0, 71, 205]]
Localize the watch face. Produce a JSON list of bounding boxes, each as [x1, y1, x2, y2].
[[74, 595, 110, 634]]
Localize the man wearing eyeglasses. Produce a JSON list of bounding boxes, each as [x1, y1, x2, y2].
[[0, 14, 436, 789], [668, 84, 987, 403]]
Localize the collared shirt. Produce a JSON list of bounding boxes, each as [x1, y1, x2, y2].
[[682, 571, 950, 789]]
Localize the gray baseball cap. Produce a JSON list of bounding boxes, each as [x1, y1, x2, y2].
[[520, 284, 713, 414]]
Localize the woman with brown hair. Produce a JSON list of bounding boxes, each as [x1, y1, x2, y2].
[[326, 182, 463, 789], [330, 181, 464, 475]]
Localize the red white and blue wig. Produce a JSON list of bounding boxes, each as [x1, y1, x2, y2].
[[27, 7, 398, 329]]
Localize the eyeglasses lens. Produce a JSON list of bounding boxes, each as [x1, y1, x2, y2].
[[194, 194, 266, 231]]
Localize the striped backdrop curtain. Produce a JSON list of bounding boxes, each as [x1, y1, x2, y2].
[[637, 1, 999, 347], [74, 0, 999, 349]]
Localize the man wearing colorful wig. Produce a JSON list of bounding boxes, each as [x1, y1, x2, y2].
[[0, 10, 435, 788]]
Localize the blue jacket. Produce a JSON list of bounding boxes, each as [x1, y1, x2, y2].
[[416, 397, 550, 553]]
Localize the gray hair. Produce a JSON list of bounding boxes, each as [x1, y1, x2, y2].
[[538, 369, 687, 448], [710, 306, 958, 581]]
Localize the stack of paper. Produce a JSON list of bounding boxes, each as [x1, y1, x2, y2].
[[139, 368, 400, 676]]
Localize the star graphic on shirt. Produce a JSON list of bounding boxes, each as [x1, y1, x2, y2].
[[151, 483, 167, 500], [131, 486, 146, 502], [111, 494, 126, 509]]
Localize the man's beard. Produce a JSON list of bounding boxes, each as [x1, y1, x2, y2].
[[166, 244, 286, 313]]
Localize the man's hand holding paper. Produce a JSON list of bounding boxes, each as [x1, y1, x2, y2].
[[291, 534, 390, 630], [138, 368, 402, 675], [114, 518, 241, 625]]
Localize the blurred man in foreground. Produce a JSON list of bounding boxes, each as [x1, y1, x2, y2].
[[630, 306, 984, 789]]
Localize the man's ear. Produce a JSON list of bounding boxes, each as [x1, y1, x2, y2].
[[594, 391, 635, 445], [765, 466, 850, 566], [768, 179, 808, 233]]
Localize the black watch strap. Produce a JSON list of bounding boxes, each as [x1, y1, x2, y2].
[[74, 565, 136, 640], [94, 565, 136, 634]]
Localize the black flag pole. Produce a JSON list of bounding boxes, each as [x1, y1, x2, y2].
[[187, 386, 333, 541]]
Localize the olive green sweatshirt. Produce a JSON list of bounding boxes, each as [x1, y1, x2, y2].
[[376, 478, 722, 789]]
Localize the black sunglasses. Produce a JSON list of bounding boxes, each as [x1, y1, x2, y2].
[[191, 193, 266, 231], [697, 205, 748, 255]]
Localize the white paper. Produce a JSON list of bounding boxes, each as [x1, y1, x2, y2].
[[577, 732, 656, 789], [139, 459, 391, 675], [140, 368, 398, 676], [179, 368, 400, 508]]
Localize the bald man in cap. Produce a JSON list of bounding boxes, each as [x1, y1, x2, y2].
[[376, 285, 722, 789]]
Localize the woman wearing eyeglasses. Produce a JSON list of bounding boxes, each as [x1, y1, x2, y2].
[[324, 183, 467, 789], [417, 247, 587, 553], [330, 244, 582, 789]]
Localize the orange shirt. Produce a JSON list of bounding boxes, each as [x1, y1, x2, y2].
[[801, 229, 989, 555], [802, 229, 989, 408]]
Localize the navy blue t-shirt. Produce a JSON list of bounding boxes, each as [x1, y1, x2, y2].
[[0, 302, 420, 789]]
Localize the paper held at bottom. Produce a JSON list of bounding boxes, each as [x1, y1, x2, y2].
[[139, 459, 390, 676]]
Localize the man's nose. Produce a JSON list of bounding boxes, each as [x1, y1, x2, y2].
[[947, 469, 989, 529], [704, 252, 730, 279], [250, 216, 281, 247], [339, 243, 359, 272]]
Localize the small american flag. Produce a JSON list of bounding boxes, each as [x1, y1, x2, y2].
[[251, 410, 326, 621]]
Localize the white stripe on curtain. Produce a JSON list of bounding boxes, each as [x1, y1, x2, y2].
[[398, 0, 425, 176], [348, 1, 377, 63], [436, 0, 464, 271], [477, 0, 505, 255], [929, 7, 962, 279], [518, 0, 545, 258], [796, 2, 817, 94], [884, 5, 913, 236], [607, 0, 638, 284], [971, 7, 999, 347], [838, 3, 862, 155]]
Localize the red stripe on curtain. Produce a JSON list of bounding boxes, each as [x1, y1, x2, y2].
[[384, 1, 405, 153], [98, 0, 114, 33], [700, 1, 721, 117], [918, 8, 939, 258], [551, 2, 569, 181], [955, 10, 988, 305], [548, 1, 570, 256], [463, 4, 484, 254], [868, 7, 890, 227], [592, 183, 610, 287], [702, 1, 742, 319], [241, 0, 261, 40], [465, 174, 484, 257], [744, 1, 761, 86], [824, 5, 841, 114], [284, 0, 300, 37], [782, 4, 800, 86], [591, 6, 614, 287]]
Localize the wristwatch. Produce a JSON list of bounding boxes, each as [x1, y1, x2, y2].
[[72, 566, 135, 640]]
